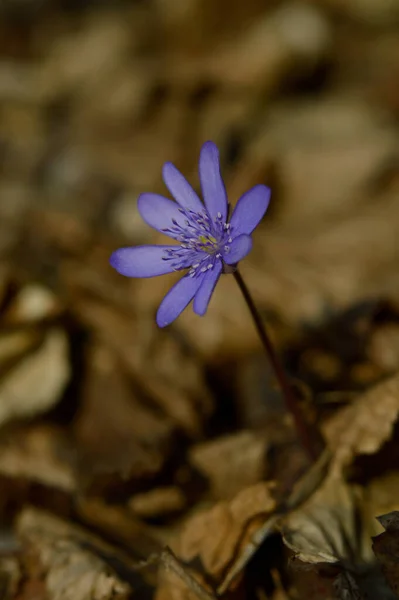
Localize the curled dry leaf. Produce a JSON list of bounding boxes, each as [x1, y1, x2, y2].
[[283, 471, 399, 565], [282, 475, 362, 565], [282, 472, 399, 600], [323, 372, 399, 475], [213, 449, 332, 597], [156, 482, 276, 599], [17, 508, 131, 600]]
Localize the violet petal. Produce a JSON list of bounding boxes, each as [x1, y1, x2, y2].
[[156, 273, 204, 327], [110, 246, 176, 277], [162, 162, 204, 213], [222, 233, 252, 265], [199, 141, 228, 222], [138, 193, 187, 237], [193, 260, 222, 316], [229, 184, 271, 236]]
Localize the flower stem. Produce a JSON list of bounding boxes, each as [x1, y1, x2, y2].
[[233, 269, 319, 461]]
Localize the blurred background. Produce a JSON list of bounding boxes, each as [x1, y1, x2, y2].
[[0, 0, 399, 597]]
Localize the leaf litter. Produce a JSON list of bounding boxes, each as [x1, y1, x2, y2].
[[1, 1, 399, 599]]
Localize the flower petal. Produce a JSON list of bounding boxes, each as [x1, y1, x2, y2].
[[193, 260, 222, 316], [229, 184, 271, 236], [110, 246, 176, 277], [199, 141, 228, 222], [222, 234, 253, 265], [138, 193, 186, 237], [156, 273, 204, 327], [162, 162, 204, 213]]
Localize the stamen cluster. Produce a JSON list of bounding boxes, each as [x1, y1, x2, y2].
[[161, 208, 233, 277]]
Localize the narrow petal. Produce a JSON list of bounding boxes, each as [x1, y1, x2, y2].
[[162, 162, 204, 213], [198, 141, 228, 222], [222, 234, 253, 265], [193, 261, 222, 316], [156, 273, 204, 327], [229, 184, 271, 236], [110, 246, 176, 277], [137, 193, 186, 237]]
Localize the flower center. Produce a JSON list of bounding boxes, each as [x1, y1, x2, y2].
[[198, 234, 218, 253], [161, 208, 232, 276]]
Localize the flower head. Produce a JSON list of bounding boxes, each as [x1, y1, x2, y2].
[[110, 141, 271, 327]]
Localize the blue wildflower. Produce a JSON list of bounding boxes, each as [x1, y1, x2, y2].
[[110, 141, 271, 327]]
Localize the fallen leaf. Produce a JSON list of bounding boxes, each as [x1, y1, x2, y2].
[[0, 424, 75, 492], [282, 473, 397, 600], [323, 372, 399, 475], [283, 475, 361, 565], [0, 285, 70, 427], [188, 430, 269, 500], [0, 328, 70, 427], [73, 343, 176, 489], [156, 482, 276, 599], [17, 508, 131, 600]]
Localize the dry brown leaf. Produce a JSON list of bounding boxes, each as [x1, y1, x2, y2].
[[215, 449, 331, 596], [284, 471, 399, 568], [179, 482, 276, 576], [0, 327, 69, 425], [69, 288, 212, 439], [264, 98, 396, 226], [0, 285, 70, 427], [156, 482, 276, 599], [283, 475, 362, 565], [156, 570, 206, 600], [75, 497, 163, 559], [282, 470, 399, 600], [74, 343, 175, 485], [0, 424, 75, 492], [188, 430, 269, 500], [17, 508, 131, 600], [323, 372, 399, 475]]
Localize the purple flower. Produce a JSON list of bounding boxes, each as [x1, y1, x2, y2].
[[110, 141, 271, 327]]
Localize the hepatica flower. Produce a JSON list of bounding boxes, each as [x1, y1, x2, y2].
[[110, 141, 271, 327]]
